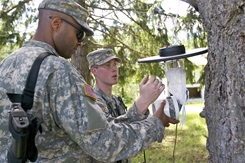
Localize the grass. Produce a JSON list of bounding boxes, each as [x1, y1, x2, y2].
[[131, 103, 208, 163]]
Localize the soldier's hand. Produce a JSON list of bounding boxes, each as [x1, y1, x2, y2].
[[153, 100, 179, 127], [135, 75, 165, 114]]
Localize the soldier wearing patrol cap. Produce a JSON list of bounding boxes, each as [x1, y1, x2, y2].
[[87, 49, 126, 117], [87, 49, 128, 163], [38, 0, 94, 36], [87, 49, 121, 68], [0, 0, 179, 162]]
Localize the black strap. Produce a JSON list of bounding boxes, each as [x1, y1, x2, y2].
[[22, 52, 52, 162], [6, 52, 53, 163], [117, 96, 127, 112], [21, 52, 53, 111]]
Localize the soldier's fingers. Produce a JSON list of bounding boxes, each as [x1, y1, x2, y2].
[[149, 76, 156, 83], [165, 123, 170, 127], [157, 81, 165, 89], [140, 74, 149, 86], [169, 118, 180, 124]]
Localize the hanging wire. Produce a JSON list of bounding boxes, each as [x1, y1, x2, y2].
[[172, 124, 178, 163], [143, 150, 146, 163], [171, 0, 181, 45], [170, 1, 182, 162]]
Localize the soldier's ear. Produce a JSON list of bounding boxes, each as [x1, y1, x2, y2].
[[91, 67, 97, 74], [50, 16, 62, 31]]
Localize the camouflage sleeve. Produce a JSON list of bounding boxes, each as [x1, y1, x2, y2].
[[114, 103, 150, 123], [80, 112, 164, 162], [95, 94, 150, 123], [48, 67, 107, 132], [48, 64, 164, 162]]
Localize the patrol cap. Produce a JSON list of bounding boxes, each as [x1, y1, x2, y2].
[[87, 49, 121, 68], [38, 0, 94, 36]]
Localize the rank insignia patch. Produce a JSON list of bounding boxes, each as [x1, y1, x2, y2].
[[84, 84, 96, 100]]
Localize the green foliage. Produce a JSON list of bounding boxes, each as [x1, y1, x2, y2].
[[87, 0, 207, 99], [0, 45, 19, 61], [0, 0, 208, 101], [132, 108, 208, 163], [0, 0, 37, 60], [184, 58, 198, 84], [113, 84, 138, 105], [179, 7, 207, 49]]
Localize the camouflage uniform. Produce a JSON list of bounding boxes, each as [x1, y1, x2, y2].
[[87, 49, 143, 163], [0, 1, 164, 163], [94, 87, 130, 163], [86, 49, 129, 122], [94, 87, 127, 120]]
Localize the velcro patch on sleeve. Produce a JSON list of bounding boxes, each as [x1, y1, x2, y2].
[[84, 84, 96, 100]]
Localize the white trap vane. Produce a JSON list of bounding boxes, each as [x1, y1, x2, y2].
[[138, 45, 207, 124]]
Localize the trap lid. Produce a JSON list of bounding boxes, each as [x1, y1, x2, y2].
[[138, 45, 208, 63]]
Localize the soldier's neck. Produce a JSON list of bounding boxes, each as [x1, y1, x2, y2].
[[95, 83, 113, 96]]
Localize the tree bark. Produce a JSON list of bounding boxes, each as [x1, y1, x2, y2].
[[71, 0, 92, 85], [182, 0, 245, 162], [71, 40, 92, 85]]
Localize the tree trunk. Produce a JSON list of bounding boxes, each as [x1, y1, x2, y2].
[[183, 0, 245, 162], [71, 0, 92, 85], [71, 40, 92, 85]]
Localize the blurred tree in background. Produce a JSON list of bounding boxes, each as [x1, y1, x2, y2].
[[0, 0, 37, 59]]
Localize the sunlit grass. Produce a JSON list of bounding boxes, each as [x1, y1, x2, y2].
[[131, 108, 208, 163]]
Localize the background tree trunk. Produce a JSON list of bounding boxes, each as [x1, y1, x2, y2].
[[71, 0, 92, 85], [184, 0, 245, 162], [71, 40, 92, 85]]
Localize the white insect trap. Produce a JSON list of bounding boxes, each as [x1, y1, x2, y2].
[[138, 45, 207, 125]]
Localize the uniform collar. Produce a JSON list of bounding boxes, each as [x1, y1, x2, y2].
[[94, 85, 113, 99], [22, 40, 59, 57]]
